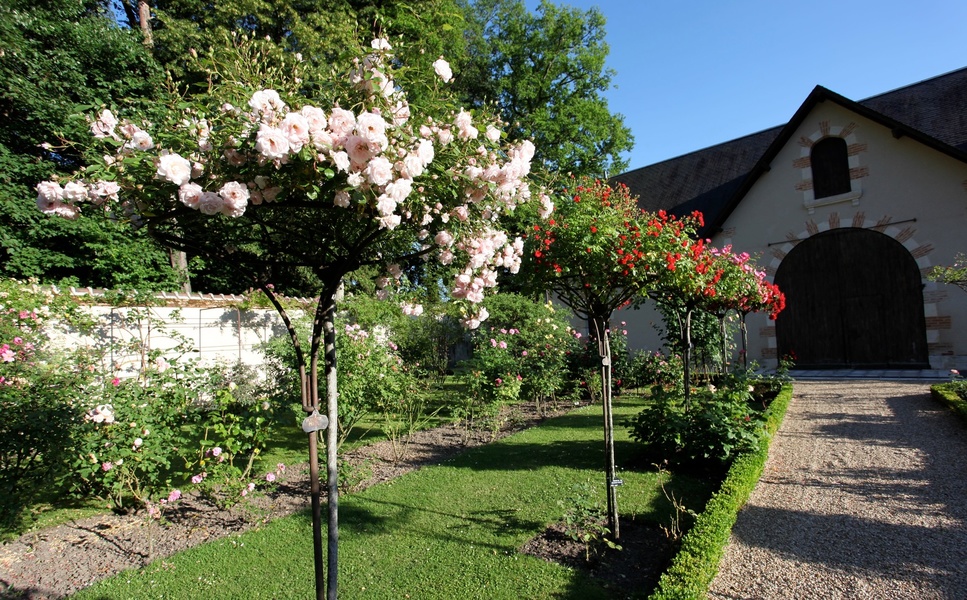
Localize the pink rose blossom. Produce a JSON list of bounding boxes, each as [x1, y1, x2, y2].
[[364, 156, 394, 186], [62, 181, 88, 203], [248, 89, 286, 118], [255, 125, 290, 160], [281, 112, 310, 153], [219, 181, 249, 217], [128, 129, 154, 151], [434, 230, 454, 247], [156, 152, 192, 186], [327, 107, 356, 144], [89, 180, 120, 204], [167, 489, 182, 503], [378, 214, 401, 230], [437, 128, 454, 145], [197, 191, 224, 215], [90, 109, 118, 139], [300, 105, 327, 135], [36, 181, 63, 208], [432, 58, 453, 83], [343, 135, 373, 167], [355, 112, 389, 150], [384, 178, 413, 203], [375, 194, 397, 217], [265, 472, 276, 482], [454, 110, 478, 140], [177, 183, 203, 209], [102, 462, 113, 472]]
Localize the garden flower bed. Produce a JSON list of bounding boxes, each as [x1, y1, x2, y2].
[[2, 394, 715, 599]]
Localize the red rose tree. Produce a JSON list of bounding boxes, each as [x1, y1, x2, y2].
[[522, 176, 705, 538]]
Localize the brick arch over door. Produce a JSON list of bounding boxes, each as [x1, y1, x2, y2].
[[774, 227, 929, 368]]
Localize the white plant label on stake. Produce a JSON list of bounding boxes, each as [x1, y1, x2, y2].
[[302, 409, 329, 433]]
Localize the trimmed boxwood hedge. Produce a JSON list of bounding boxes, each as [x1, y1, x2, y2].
[[930, 383, 967, 425], [648, 384, 793, 600]]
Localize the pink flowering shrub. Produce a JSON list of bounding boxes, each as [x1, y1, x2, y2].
[[67, 359, 201, 513], [455, 294, 578, 435], [0, 279, 98, 528], [184, 369, 279, 509], [260, 313, 421, 449]]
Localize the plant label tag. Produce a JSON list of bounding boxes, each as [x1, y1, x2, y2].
[[301, 410, 329, 433], [609, 478, 624, 487]]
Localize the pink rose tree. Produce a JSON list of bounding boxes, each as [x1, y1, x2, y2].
[[34, 35, 537, 599]]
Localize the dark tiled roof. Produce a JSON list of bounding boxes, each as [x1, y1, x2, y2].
[[862, 68, 967, 151], [612, 128, 780, 214], [614, 67, 967, 222]]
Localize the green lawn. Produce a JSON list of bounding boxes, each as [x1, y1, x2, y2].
[[73, 395, 713, 600]]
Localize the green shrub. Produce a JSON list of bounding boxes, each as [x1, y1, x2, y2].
[[0, 280, 97, 528], [648, 384, 793, 600], [930, 381, 967, 425], [629, 383, 764, 470], [66, 365, 201, 513], [626, 351, 684, 392]]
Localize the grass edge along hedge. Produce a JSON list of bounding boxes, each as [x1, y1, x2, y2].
[[648, 384, 793, 600], [930, 383, 967, 425]]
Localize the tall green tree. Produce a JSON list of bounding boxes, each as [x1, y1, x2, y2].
[[456, 0, 633, 177], [0, 0, 181, 289], [114, 0, 467, 94]]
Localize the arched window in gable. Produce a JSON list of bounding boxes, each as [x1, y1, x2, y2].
[[811, 137, 851, 199]]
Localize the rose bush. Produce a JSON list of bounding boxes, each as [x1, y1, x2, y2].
[[0, 279, 98, 528]]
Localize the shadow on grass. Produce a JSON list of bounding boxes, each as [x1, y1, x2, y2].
[[444, 437, 639, 473], [344, 497, 546, 548]]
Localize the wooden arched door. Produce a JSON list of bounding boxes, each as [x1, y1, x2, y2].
[[774, 228, 928, 368]]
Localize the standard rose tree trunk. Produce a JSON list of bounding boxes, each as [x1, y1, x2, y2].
[[591, 314, 619, 539]]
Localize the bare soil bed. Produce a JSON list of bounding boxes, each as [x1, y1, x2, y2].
[[1, 401, 675, 599]]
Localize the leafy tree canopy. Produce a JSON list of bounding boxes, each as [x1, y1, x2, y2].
[[0, 0, 182, 289], [456, 0, 633, 177], [116, 0, 467, 95]]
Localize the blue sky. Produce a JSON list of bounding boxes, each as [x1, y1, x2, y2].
[[525, 0, 967, 172]]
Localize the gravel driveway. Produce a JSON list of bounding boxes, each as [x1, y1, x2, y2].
[[708, 380, 967, 600]]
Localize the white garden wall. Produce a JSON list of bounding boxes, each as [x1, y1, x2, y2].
[[49, 288, 305, 378]]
